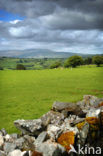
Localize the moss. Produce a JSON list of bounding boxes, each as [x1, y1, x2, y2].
[[76, 121, 86, 130], [57, 131, 75, 151]]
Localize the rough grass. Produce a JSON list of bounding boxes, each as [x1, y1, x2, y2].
[[0, 66, 103, 133]]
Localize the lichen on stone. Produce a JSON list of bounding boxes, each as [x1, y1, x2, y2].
[[57, 131, 75, 151], [76, 121, 86, 130], [86, 117, 99, 125]]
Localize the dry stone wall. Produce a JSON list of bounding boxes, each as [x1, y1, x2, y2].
[[0, 95, 103, 156]]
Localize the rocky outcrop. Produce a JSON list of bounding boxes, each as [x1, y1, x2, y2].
[[0, 95, 103, 156]]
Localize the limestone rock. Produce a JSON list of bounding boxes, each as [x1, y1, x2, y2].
[[0, 135, 4, 150], [14, 119, 45, 136], [35, 131, 48, 145], [8, 149, 28, 156], [0, 129, 7, 136], [35, 141, 67, 156], [47, 125, 62, 141], [86, 108, 101, 118], [0, 150, 6, 156], [77, 122, 89, 146], [41, 111, 64, 126], [52, 101, 85, 117], [3, 142, 17, 154]]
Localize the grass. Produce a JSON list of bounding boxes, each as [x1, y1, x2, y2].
[[0, 66, 103, 133]]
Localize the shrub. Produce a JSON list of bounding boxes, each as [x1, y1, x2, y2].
[[50, 61, 61, 69], [57, 131, 75, 151], [64, 55, 83, 68], [16, 64, 26, 70]]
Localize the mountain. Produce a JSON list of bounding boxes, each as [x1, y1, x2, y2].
[[0, 49, 95, 58]]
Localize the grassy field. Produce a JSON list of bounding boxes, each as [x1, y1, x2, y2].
[[0, 66, 103, 133]]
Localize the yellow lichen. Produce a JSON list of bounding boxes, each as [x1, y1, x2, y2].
[[86, 117, 99, 125], [76, 121, 86, 130], [98, 102, 103, 107], [57, 131, 75, 151]]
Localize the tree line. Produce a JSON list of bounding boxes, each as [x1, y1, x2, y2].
[[16, 55, 103, 69]]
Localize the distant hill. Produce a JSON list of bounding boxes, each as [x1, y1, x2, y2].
[[0, 49, 95, 58]]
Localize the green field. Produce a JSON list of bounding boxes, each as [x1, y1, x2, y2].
[[0, 66, 103, 133]]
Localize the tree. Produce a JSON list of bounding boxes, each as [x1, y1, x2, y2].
[[50, 61, 61, 69], [84, 57, 92, 65], [16, 64, 26, 70], [92, 56, 103, 67], [64, 55, 83, 68]]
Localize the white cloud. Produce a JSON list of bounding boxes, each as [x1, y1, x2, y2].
[[10, 20, 21, 24]]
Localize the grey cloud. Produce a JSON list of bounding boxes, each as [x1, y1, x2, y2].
[[0, 0, 103, 54]]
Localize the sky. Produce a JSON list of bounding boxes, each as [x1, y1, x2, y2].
[[0, 0, 103, 55]]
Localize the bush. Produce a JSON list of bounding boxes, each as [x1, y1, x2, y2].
[[92, 56, 103, 67], [64, 55, 83, 68], [50, 61, 61, 69], [16, 64, 26, 70]]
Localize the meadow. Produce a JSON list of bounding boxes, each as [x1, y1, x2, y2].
[[0, 66, 103, 133]]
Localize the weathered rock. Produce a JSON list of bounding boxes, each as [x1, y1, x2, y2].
[[14, 119, 45, 136], [60, 118, 78, 134], [23, 135, 35, 150], [0, 135, 4, 150], [10, 133, 18, 140], [41, 111, 64, 126], [15, 137, 25, 150], [35, 131, 48, 145], [77, 122, 89, 146], [3, 142, 17, 153], [0, 129, 7, 136], [35, 141, 68, 156], [52, 101, 85, 117], [47, 125, 62, 141], [0, 150, 6, 156], [8, 149, 28, 156], [86, 108, 101, 118], [4, 134, 14, 143], [77, 95, 103, 110]]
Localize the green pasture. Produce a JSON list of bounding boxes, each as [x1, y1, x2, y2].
[[0, 66, 103, 133]]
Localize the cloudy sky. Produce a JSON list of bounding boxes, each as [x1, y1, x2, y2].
[[0, 0, 103, 55]]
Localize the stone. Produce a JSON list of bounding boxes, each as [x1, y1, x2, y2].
[[41, 111, 64, 126], [4, 134, 14, 142], [0, 150, 6, 156], [47, 125, 62, 141], [35, 131, 48, 145], [52, 101, 85, 117], [0, 129, 7, 136], [3, 142, 17, 154], [77, 122, 89, 146], [0, 135, 4, 150], [35, 141, 67, 156], [23, 135, 35, 151], [10, 133, 18, 139], [15, 137, 25, 150], [60, 118, 78, 134], [86, 108, 101, 118], [14, 119, 45, 136], [8, 149, 28, 156]]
